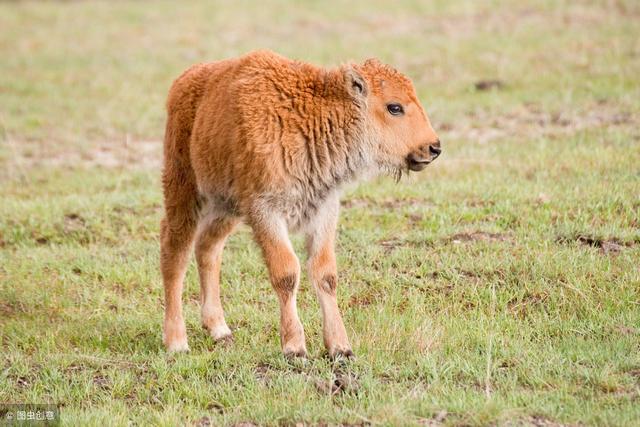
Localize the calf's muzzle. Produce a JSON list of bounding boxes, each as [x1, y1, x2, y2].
[[406, 139, 442, 171]]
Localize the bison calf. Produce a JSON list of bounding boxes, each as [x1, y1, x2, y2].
[[161, 50, 440, 358]]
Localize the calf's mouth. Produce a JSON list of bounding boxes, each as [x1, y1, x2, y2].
[[406, 143, 441, 171]]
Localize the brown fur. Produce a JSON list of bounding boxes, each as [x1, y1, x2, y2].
[[161, 50, 440, 357]]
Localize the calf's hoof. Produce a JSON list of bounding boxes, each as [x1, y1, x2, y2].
[[206, 324, 233, 342], [284, 348, 308, 360], [164, 321, 189, 353], [329, 348, 355, 361], [283, 339, 308, 359], [165, 337, 190, 353]]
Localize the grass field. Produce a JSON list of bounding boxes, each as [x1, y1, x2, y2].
[[1, 1, 639, 425]]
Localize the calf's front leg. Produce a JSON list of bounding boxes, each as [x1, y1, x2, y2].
[[306, 200, 353, 359], [251, 215, 307, 358]]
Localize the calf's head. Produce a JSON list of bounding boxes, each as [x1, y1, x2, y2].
[[346, 59, 441, 174]]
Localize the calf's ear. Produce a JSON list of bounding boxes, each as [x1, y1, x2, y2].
[[344, 67, 368, 101]]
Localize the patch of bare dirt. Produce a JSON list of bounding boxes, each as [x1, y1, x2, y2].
[[627, 368, 640, 384], [576, 236, 626, 254], [378, 238, 405, 253], [271, 423, 368, 427], [465, 198, 496, 208], [194, 417, 212, 427], [92, 374, 111, 391], [64, 213, 85, 233], [452, 269, 503, 280], [474, 79, 505, 91], [112, 203, 162, 216], [341, 197, 432, 209], [505, 415, 580, 427], [507, 292, 550, 319], [207, 402, 224, 415], [14, 376, 30, 389], [557, 234, 634, 254], [417, 410, 448, 426], [0, 300, 28, 318], [0, 302, 16, 317], [449, 231, 510, 244], [254, 362, 273, 385], [615, 325, 638, 336], [348, 289, 379, 307], [314, 369, 360, 396], [377, 236, 432, 253], [254, 360, 359, 398]]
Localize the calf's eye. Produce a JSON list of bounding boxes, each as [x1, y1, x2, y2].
[[387, 103, 404, 116]]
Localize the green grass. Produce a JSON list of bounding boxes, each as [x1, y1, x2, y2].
[[1, 0, 639, 426]]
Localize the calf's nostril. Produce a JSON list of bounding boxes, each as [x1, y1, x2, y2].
[[429, 145, 442, 157]]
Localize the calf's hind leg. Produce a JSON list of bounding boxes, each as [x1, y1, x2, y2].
[[161, 214, 197, 352], [195, 216, 238, 341]]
